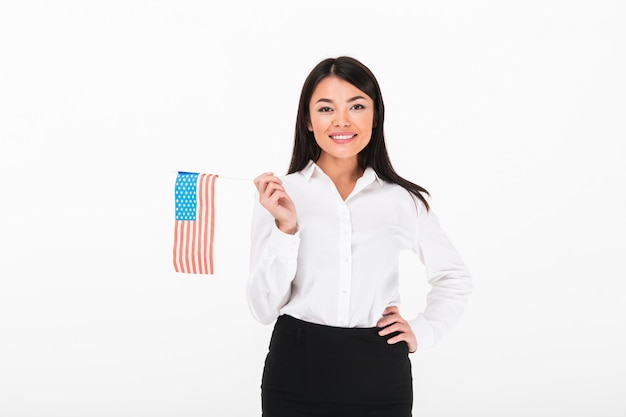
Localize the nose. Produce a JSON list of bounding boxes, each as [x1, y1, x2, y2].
[[333, 111, 350, 127]]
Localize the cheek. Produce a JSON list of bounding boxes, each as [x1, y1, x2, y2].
[[308, 115, 324, 133], [359, 113, 375, 130]]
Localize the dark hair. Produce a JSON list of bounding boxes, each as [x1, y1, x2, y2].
[[287, 56, 430, 210]]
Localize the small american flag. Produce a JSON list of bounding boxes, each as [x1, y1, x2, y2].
[[173, 172, 218, 274]]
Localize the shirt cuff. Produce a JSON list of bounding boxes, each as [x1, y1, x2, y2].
[[266, 224, 300, 259], [409, 314, 436, 351]]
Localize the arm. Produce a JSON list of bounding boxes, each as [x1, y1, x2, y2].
[[408, 205, 473, 350], [246, 173, 299, 324]]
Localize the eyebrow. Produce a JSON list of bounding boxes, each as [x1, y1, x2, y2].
[[314, 95, 368, 104]]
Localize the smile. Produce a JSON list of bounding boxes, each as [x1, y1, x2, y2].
[[330, 134, 356, 140]]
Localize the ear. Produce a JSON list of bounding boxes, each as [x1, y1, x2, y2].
[[307, 119, 313, 132]]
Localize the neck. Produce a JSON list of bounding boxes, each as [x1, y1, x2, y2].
[[316, 156, 363, 184], [315, 156, 364, 201]]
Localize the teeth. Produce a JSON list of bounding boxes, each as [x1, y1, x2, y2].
[[331, 135, 354, 140]]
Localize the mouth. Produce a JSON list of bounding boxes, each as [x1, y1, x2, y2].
[[329, 134, 356, 141]]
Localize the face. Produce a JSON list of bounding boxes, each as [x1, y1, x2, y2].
[[307, 76, 375, 167]]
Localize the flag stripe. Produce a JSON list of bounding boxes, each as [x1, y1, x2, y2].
[[173, 172, 218, 274], [199, 173, 208, 274], [208, 174, 217, 274], [173, 221, 180, 272]]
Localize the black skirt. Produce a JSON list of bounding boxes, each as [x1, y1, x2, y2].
[[261, 315, 413, 417]]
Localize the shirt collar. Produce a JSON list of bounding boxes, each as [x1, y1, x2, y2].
[[300, 160, 384, 187], [300, 160, 317, 180]]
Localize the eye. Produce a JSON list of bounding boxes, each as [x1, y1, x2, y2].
[[317, 106, 333, 113], [351, 104, 365, 110]]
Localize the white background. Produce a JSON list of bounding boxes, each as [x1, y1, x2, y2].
[[1, 1, 625, 416]]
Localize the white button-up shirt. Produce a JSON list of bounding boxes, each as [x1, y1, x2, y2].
[[247, 160, 472, 349]]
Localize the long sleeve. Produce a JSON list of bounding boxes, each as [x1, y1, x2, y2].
[[246, 196, 300, 324], [408, 206, 473, 350]]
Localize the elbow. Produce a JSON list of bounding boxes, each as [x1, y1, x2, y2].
[[248, 304, 279, 325], [246, 289, 279, 325]]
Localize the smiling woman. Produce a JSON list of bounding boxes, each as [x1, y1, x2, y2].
[[246, 56, 473, 417], [307, 76, 374, 195]]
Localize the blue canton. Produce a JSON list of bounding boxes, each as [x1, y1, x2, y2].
[[175, 172, 199, 221]]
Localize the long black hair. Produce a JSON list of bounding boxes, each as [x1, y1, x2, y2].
[[287, 56, 430, 210]]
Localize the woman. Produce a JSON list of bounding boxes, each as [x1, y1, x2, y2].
[[247, 56, 472, 417]]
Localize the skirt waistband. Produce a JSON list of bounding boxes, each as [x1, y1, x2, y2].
[[273, 314, 404, 351]]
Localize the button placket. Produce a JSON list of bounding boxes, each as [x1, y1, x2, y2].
[[337, 202, 352, 326]]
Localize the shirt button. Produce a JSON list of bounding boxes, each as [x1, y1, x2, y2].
[[342, 289, 348, 294]]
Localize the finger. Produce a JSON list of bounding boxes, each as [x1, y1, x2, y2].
[[255, 175, 282, 188], [376, 315, 391, 328], [382, 305, 399, 316], [254, 173, 281, 193], [388, 329, 417, 351], [253, 172, 274, 184], [262, 183, 287, 204], [379, 323, 414, 348], [377, 307, 398, 325], [386, 332, 413, 347], [257, 178, 281, 198], [378, 321, 407, 337], [376, 312, 404, 329], [376, 315, 392, 328], [268, 190, 291, 207], [386, 329, 408, 343], [253, 173, 270, 191]]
